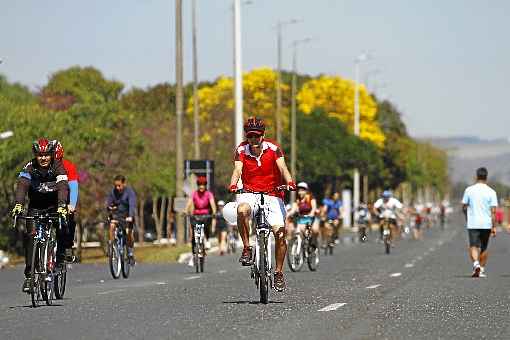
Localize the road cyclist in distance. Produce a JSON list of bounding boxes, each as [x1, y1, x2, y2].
[[228, 116, 296, 292], [321, 191, 342, 250], [373, 190, 403, 243], [287, 182, 320, 249]]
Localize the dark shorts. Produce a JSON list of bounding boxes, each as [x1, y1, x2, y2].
[[468, 229, 491, 252]]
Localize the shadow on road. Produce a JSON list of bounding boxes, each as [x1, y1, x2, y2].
[[222, 300, 284, 305], [8, 303, 64, 309]]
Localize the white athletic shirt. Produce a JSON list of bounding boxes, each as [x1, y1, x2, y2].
[[462, 183, 497, 229], [374, 197, 403, 219]]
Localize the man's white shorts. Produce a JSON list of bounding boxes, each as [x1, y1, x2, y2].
[[237, 193, 286, 227]]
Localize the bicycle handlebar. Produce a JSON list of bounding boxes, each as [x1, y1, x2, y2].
[[13, 213, 64, 230], [234, 185, 294, 195]]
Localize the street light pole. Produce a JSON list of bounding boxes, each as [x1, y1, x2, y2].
[[275, 18, 301, 145], [192, 0, 200, 159], [233, 0, 243, 147], [175, 0, 185, 245], [290, 38, 311, 202]]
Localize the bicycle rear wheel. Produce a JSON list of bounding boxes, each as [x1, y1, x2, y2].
[[258, 234, 269, 304], [44, 243, 55, 305], [121, 242, 130, 278], [384, 235, 391, 254], [287, 236, 303, 272], [30, 241, 42, 308], [109, 240, 121, 279], [199, 243, 205, 273]]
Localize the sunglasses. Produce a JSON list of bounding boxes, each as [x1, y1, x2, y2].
[[246, 133, 262, 139]]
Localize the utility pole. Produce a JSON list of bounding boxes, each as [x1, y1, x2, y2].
[[192, 0, 200, 159], [175, 0, 185, 245]]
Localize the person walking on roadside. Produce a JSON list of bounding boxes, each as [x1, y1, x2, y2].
[[462, 167, 498, 278]]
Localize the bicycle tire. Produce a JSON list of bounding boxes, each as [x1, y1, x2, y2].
[[306, 242, 319, 272], [287, 236, 303, 272], [384, 236, 390, 254], [30, 241, 42, 308], [44, 242, 54, 305], [54, 269, 66, 299], [121, 243, 130, 278], [258, 234, 269, 304], [109, 240, 121, 279]]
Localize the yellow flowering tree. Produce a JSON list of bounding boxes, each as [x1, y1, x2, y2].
[[297, 75, 385, 147]]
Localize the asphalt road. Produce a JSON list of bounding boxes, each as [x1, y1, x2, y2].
[[2, 215, 510, 340]]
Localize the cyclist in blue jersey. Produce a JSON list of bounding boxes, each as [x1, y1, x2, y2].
[[321, 192, 342, 246]]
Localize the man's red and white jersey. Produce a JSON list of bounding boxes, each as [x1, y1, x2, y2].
[[234, 138, 284, 195]]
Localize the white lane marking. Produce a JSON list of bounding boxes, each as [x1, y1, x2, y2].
[[318, 303, 347, 311], [98, 289, 126, 295], [366, 284, 381, 289], [184, 275, 201, 280], [156, 282, 167, 285], [218, 270, 227, 274], [389, 272, 402, 277], [404, 263, 414, 268]]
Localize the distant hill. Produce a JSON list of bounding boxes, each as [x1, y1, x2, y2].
[[423, 137, 510, 185]]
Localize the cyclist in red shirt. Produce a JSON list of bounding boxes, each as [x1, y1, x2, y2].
[[228, 117, 295, 291], [54, 141, 79, 262]]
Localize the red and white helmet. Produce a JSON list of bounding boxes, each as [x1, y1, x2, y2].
[[32, 138, 56, 156], [53, 140, 64, 160], [243, 116, 265, 135]]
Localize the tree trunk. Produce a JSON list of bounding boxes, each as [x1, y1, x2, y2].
[[167, 197, 175, 242], [137, 196, 145, 245], [153, 196, 166, 241]]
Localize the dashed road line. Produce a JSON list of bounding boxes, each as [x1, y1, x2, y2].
[[156, 282, 167, 285], [366, 284, 381, 289], [389, 272, 402, 278], [318, 303, 347, 311], [218, 270, 227, 274], [98, 289, 126, 295], [404, 263, 414, 268], [184, 276, 201, 280]]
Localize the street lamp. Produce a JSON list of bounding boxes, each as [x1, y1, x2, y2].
[[232, 0, 253, 147], [275, 18, 302, 144], [191, 0, 200, 159], [290, 37, 312, 202], [353, 52, 370, 221]]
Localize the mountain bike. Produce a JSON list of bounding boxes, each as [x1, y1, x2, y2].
[[323, 219, 335, 256], [287, 216, 319, 272], [107, 208, 133, 279], [14, 210, 65, 307], [237, 186, 290, 304], [189, 215, 211, 273]]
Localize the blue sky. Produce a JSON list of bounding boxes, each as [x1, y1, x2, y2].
[[1, 0, 509, 139]]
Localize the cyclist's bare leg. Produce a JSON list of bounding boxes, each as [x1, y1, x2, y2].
[[237, 203, 252, 249], [109, 222, 117, 243], [272, 225, 287, 273], [126, 228, 134, 248], [219, 230, 227, 253]]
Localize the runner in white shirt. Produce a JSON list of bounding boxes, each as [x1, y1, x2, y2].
[[462, 167, 498, 278]]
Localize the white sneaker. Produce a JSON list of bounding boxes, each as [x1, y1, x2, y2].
[[472, 264, 481, 278], [479, 267, 487, 278]]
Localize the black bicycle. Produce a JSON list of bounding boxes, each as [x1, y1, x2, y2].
[[237, 186, 290, 304], [107, 208, 133, 279], [188, 214, 211, 273], [226, 225, 239, 254], [14, 210, 65, 307], [287, 216, 319, 272], [380, 210, 393, 255]]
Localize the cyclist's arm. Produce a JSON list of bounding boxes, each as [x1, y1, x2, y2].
[[309, 199, 318, 217], [209, 196, 217, 229], [229, 161, 243, 187], [127, 188, 137, 220], [275, 157, 293, 184], [69, 181, 79, 210], [185, 197, 194, 215], [54, 162, 69, 206], [14, 176, 30, 205]]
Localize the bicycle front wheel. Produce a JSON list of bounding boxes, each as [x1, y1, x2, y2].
[[30, 241, 43, 308], [109, 240, 121, 279], [258, 234, 269, 304], [306, 242, 319, 272], [121, 242, 130, 279], [54, 267, 66, 299], [287, 236, 304, 272]]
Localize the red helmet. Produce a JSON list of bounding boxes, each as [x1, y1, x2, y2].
[[54, 140, 64, 160], [243, 116, 265, 135], [196, 176, 207, 185], [32, 138, 56, 156]]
